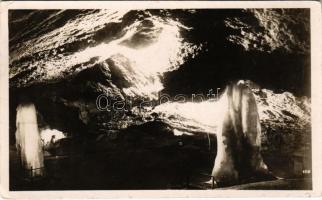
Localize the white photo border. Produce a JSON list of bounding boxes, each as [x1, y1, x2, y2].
[[0, 1, 321, 198]]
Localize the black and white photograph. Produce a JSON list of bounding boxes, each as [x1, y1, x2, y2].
[[1, 1, 322, 197]]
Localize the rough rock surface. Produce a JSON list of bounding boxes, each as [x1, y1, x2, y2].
[[9, 9, 311, 188]]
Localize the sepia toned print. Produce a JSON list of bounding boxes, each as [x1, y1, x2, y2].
[[1, 1, 321, 198]]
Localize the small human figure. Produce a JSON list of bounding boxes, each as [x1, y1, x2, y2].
[[50, 135, 56, 146], [48, 135, 56, 155]]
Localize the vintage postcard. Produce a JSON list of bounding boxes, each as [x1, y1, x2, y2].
[[0, 1, 321, 198]]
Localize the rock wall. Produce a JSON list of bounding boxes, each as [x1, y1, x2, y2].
[[9, 9, 311, 182]]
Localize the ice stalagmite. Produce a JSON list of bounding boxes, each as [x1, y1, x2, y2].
[[212, 81, 270, 186], [15, 103, 44, 177]]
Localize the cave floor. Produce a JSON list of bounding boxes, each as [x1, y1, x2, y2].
[[9, 143, 311, 190], [10, 144, 213, 190]]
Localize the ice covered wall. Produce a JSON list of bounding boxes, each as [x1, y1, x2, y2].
[[9, 10, 310, 168]]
